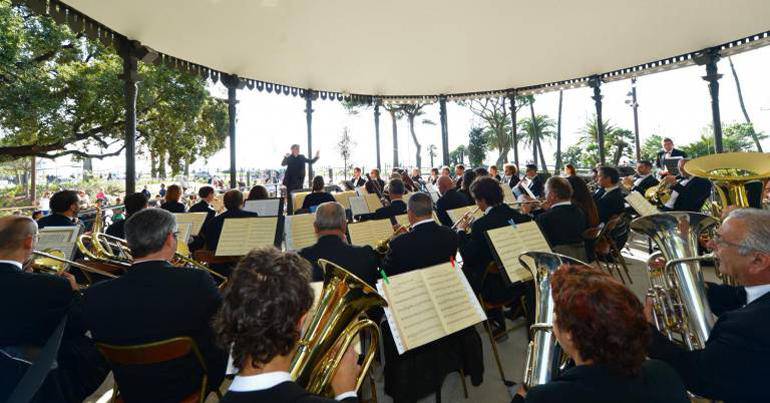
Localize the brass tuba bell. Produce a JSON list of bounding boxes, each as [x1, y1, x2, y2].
[[685, 152, 770, 216]]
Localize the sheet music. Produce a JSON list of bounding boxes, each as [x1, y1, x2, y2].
[[501, 183, 516, 204], [420, 263, 486, 334], [174, 212, 208, 235], [284, 213, 317, 251], [429, 190, 440, 203], [37, 226, 80, 261], [625, 192, 659, 216], [348, 219, 394, 247], [521, 179, 537, 199], [447, 206, 483, 225], [292, 191, 310, 211], [355, 187, 369, 197], [486, 222, 551, 283], [177, 222, 193, 244], [333, 191, 357, 209], [244, 199, 281, 216], [394, 214, 410, 228], [215, 217, 278, 256], [364, 194, 383, 212], [348, 196, 371, 216]]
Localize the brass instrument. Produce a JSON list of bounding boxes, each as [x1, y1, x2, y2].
[[631, 212, 719, 349], [374, 224, 410, 255], [644, 181, 672, 207], [451, 206, 480, 230], [31, 249, 119, 284], [290, 259, 387, 397], [519, 252, 593, 388]]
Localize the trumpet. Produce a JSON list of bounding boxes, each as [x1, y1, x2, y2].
[[451, 206, 480, 230], [375, 224, 410, 255], [31, 248, 119, 285]]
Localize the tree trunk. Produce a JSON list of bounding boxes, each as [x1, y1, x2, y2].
[[612, 142, 625, 166], [536, 137, 549, 174], [29, 156, 36, 202], [555, 90, 563, 172], [389, 110, 399, 167], [407, 114, 422, 168], [184, 160, 190, 177], [83, 158, 93, 180], [150, 153, 157, 179], [529, 102, 538, 166], [158, 153, 167, 178], [728, 57, 763, 152]]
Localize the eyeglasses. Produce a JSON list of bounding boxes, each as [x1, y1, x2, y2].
[[171, 230, 179, 240], [711, 233, 748, 251]]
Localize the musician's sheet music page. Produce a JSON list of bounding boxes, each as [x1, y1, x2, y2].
[[174, 212, 208, 235], [37, 226, 80, 261], [379, 271, 444, 353], [348, 196, 370, 216], [348, 219, 393, 247], [177, 223, 193, 244], [243, 199, 281, 216], [486, 223, 551, 283], [625, 192, 659, 216], [292, 192, 310, 211], [285, 213, 317, 251], [394, 214, 410, 228], [216, 217, 278, 256], [420, 263, 486, 335], [501, 183, 516, 204], [364, 194, 383, 212], [333, 191, 357, 209]]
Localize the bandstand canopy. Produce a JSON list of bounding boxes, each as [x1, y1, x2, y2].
[[63, 0, 770, 97]]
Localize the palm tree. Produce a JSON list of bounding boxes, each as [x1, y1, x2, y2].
[[383, 104, 403, 167], [518, 114, 555, 172], [463, 98, 511, 167], [554, 90, 564, 172], [728, 57, 763, 152], [579, 117, 633, 166], [398, 103, 433, 168]]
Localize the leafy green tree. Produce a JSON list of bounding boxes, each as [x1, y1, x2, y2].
[[462, 98, 515, 167], [641, 134, 664, 162], [683, 123, 761, 157], [518, 114, 555, 171], [467, 127, 487, 167], [337, 126, 355, 179], [579, 116, 634, 166], [449, 145, 466, 166], [561, 145, 585, 168]]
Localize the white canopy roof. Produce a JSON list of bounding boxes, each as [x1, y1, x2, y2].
[[65, 0, 770, 96]]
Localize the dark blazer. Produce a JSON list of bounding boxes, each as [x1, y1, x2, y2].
[[648, 285, 770, 403], [514, 360, 688, 403], [435, 189, 472, 227], [301, 192, 336, 211], [655, 148, 687, 169], [504, 175, 520, 189], [106, 218, 127, 239], [364, 178, 385, 196], [593, 187, 625, 224], [351, 177, 366, 188], [522, 175, 545, 198], [669, 176, 712, 212], [83, 261, 226, 403], [282, 154, 318, 189], [36, 213, 76, 229], [202, 209, 260, 251], [220, 381, 357, 403], [160, 201, 187, 213], [189, 200, 216, 224], [372, 199, 406, 220], [381, 221, 458, 277], [299, 235, 380, 287], [631, 175, 659, 196], [535, 204, 587, 247]]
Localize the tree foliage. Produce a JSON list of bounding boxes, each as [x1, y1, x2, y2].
[[461, 97, 522, 167], [467, 127, 487, 167], [518, 114, 555, 169], [682, 123, 763, 157]]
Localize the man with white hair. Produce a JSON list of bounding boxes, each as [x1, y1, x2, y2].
[[646, 208, 770, 403]]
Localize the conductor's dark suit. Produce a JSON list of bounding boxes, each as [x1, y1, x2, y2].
[[435, 189, 472, 227], [593, 187, 625, 224], [83, 261, 226, 403], [282, 154, 318, 190], [666, 176, 712, 212], [381, 220, 458, 276], [299, 235, 379, 287], [648, 284, 770, 403], [220, 381, 357, 403], [631, 175, 659, 196]]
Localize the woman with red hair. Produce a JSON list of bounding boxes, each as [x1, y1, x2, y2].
[[512, 265, 688, 403]]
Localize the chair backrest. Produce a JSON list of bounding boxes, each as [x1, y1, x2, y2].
[[581, 223, 604, 241], [96, 337, 198, 367]]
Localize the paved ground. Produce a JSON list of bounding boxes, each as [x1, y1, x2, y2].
[[86, 233, 717, 402]]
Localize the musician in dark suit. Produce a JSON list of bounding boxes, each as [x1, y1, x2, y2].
[[301, 176, 336, 212], [214, 248, 359, 403], [106, 192, 148, 239], [282, 144, 319, 214], [349, 167, 366, 188], [513, 265, 688, 403], [372, 179, 407, 220], [364, 168, 385, 196], [435, 175, 472, 226], [458, 170, 477, 202], [655, 137, 687, 170], [83, 208, 226, 402], [646, 208, 770, 403], [629, 160, 659, 196], [523, 177, 588, 261], [189, 185, 217, 223], [489, 165, 502, 181], [454, 164, 466, 189], [381, 193, 458, 276], [202, 189, 259, 253], [160, 184, 187, 213], [517, 164, 544, 198], [661, 159, 712, 212], [593, 166, 625, 224], [36, 190, 80, 229], [502, 163, 520, 189], [0, 216, 108, 402], [298, 202, 379, 287]]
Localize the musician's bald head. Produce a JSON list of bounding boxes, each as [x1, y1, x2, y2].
[[437, 175, 454, 195], [0, 216, 37, 261]]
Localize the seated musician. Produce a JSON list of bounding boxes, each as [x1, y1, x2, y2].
[[458, 170, 477, 202], [36, 190, 80, 229], [592, 166, 625, 224], [456, 176, 532, 334], [202, 189, 259, 253], [214, 248, 359, 403], [106, 192, 148, 239], [660, 158, 712, 212], [160, 184, 187, 213], [0, 216, 108, 402], [301, 176, 336, 212], [428, 167, 440, 185], [350, 167, 366, 188], [298, 202, 379, 286], [629, 160, 659, 196], [516, 165, 544, 198], [502, 163, 520, 189], [522, 177, 588, 261], [646, 208, 770, 403], [454, 164, 466, 189], [489, 165, 502, 181], [435, 175, 472, 226], [372, 179, 407, 220], [364, 168, 385, 196], [190, 185, 217, 222], [83, 208, 226, 402], [247, 185, 269, 201], [381, 192, 458, 276], [513, 265, 688, 403]]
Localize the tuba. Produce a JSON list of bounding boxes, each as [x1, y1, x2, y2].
[[76, 204, 132, 268], [290, 259, 387, 397], [518, 252, 592, 388], [630, 212, 718, 349]]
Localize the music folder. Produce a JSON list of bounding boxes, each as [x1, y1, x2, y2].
[[485, 221, 552, 285], [347, 218, 394, 247], [243, 198, 284, 216], [625, 192, 659, 216], [284, 213, 317, 251], [215, 216, 282, 256], [377, 262, 486, 354], [333, 191, 358, 210], [663, 157, 683, 176], [37, 226, 82, 264], [348, 196, 371, 217], [174, 212, 208, 235]]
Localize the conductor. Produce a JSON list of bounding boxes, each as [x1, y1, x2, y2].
[[282, 144, 319, 213]]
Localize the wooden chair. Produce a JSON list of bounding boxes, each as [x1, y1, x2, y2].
[[96, 336, 222, 403]]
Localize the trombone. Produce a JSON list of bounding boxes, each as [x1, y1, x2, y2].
[[31, 248, 119, 285]]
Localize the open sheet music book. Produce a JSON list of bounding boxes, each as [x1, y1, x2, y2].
[[292, 191, 310, 211], [377, 262, 486, 354], [174, 212, 208, 235], [243, 198, 283, 216], [284, 213, 317, 251], [333, 191, 358, 210], [364, 194, 383, 212], [215, 217, 279, 256], [625, 192, 659, 216], [447, 206, 483, 225], [485, 221, 551, 284], [37, 226, 81, 262], [348, 196, 371, 217], [347, 218, 394, 247], [501, 183, 516, 204]]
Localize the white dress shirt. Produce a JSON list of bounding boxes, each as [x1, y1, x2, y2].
[[549, 201, 572, 209], [745, 284, 770, 305], [0, 260, 23, 271], [633, 174, 651, 188], [229, 371, 356, 401], [601, 186, 620, 198], [664, 178, 691, 209], [411, 218, 434, 229]]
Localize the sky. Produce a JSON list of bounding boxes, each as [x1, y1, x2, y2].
[[46, 44, 770, 178]]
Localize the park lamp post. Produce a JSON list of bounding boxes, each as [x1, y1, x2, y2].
[[625, 78, 641, 162]]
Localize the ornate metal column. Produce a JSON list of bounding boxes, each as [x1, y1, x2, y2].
[[305, 90, 315, 187], [118, 39, 140, 194], [439, 95, 450, 166], [588, 76, 606, 165], [695, 48, 724, 153], [374, 98, 382, 171], [222, 74, 244, 189], [508, 93, 519, 167], [628, 78, 641, 162]]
